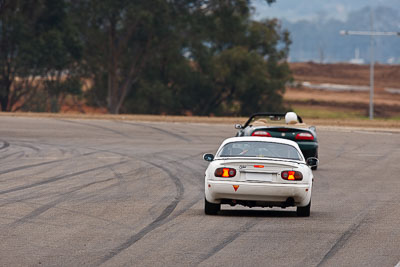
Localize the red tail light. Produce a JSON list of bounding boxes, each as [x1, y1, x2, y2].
[[251, 131, 271, 137], [215, 168, 236, 178], [295, 132, 314, 140], [281, 170, 303, 181]]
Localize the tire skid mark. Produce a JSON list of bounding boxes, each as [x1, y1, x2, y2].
[[73, 163, 153, 204], [0, 151, 98, 177], [0, 194, 46, 209], [148, 156, 205, 218], [56, 119, 134, 139], [5, 142, 200, 265], [197, 220, 258, 264], [2, 121, 195, 249], [154, 155, 275, 265], [319, 147, 396, 193], [129, 196, 204, 263], [57, 147, 68, 156], [0, 141, 10, 150], [77, 151, 198, 209], [1, 121, 398, 265], [108, 165, 125, 182], [147, 164, 204, 224], [315, 149, 396, 266], [0, 160, 128, 196], [0, 160, 78, 184], [100, 161, 184, 263], [30, 139, 198, 168], [320, 141, 365, 168], [13, 143, 40, 152], [0, 158, 66, 176], [99, 152, 208, 264], [24, 131, 190, 165], [0, 184, 137, 231], [10, 140, 69, 154], [138, 124, 191, 142], [2, 122, 198, 264], [9, 177, 116, 227], [149, 151, 205, 171], [115, 121, 191, 142], [0, 151, 23, 161], [22, 140, 122, 158], [84, 145, 203, 175], [315, 207, 373, 267]]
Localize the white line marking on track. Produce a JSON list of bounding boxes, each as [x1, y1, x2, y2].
[[395, 260, 400, 267]]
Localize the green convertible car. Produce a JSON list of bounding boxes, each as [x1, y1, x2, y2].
[[235, 112, 319, 170]]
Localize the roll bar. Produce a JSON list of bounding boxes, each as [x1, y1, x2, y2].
[[242, 112, 303, 128]]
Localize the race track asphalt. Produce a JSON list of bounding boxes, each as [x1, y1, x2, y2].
[[0, 116, 399, 266]]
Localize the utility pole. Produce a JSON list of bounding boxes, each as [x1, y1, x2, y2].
[[340, 10, 400, 120]]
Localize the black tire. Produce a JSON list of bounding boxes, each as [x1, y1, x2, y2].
[[205, 198, 220, 215], [311, 165, 318, 170], [296, 201, 311, 217], [311, 152, 318, 170]]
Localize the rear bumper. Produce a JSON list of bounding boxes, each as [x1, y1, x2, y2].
[[205, 180, 311, 207]]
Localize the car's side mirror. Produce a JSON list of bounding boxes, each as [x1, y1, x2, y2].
[[306, 157, 319, 168], [203, 153, 214, 162], [234, 124, 243, 129]]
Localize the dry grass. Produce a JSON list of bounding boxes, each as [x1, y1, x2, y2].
[[286, 62, 400, 119], [290, 62, 400, 91]]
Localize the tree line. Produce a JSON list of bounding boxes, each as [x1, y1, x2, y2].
[[0, 0, 292, 116]]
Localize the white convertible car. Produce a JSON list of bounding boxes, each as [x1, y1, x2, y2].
[[203, 137, 318, 217]]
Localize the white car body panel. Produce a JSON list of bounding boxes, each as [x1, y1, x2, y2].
[[204, 137, 313, 209]]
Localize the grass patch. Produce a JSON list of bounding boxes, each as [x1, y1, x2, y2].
[[388, 115, 400, 121], [292, 106, 367, 119]]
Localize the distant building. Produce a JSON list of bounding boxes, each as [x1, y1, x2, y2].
[[349, 48, 365, 64], [387, 57, 400, 64]]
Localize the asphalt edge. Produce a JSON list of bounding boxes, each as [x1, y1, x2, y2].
[[1, 112, 399, 133]]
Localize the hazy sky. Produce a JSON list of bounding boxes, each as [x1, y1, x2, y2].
[[251, 0, 400, 22]]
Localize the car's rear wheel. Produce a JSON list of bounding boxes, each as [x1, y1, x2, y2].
[[296, 201, 311, 217], [311, 152, 318, 170], [205, 198, 220, 215]]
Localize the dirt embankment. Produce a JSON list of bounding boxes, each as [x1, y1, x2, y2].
[[286, 62, 400, 118], [290, 62, 400, 90]]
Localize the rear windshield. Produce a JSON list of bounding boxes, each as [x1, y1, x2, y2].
[[217, 141, 302, 160]]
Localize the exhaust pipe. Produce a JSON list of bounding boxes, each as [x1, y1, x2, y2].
[[284, 197, 295, 207]]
